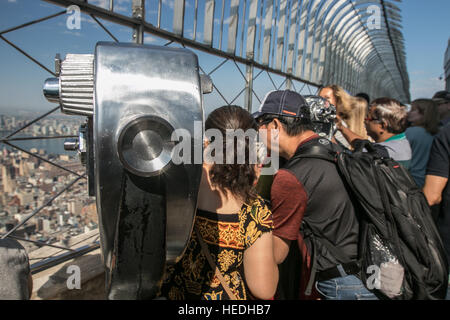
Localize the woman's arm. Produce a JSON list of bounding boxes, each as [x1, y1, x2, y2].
[[243, 232, 279, 300], [337, 121, 365, 146]]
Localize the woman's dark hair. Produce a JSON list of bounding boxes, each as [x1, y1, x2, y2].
[[411, 99, 439, 135], [205, 105, 258, 202]]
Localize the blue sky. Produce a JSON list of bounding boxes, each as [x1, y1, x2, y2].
[[0, 0, 449, 116], [397, 0, 449, 100]]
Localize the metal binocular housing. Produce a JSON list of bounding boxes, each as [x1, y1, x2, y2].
[[43, 42, 212, 299]]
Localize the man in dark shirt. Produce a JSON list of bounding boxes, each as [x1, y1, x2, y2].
[[432, 91, 450, 127], [254, 90, 376, 300], [423, 123, 450, 300]]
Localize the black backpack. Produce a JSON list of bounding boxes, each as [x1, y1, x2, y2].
[[295, 139, 449, 300]]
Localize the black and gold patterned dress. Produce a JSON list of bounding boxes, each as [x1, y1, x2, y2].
[[160, 196, 273, 300]]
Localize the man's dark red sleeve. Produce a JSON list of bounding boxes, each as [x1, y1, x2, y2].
[[270, 169, 308, 240]]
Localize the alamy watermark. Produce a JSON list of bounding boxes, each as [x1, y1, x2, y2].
[[367, 5, 382, 30], [66, 5, 81, 30], [169, 122, 279, 175], [365, 262, 404, 298], [66, 265, 81, 290]]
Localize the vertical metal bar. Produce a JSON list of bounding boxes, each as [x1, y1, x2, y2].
[[132, 0, 145, 44], [275, 0, 287, 71], [204, 0, 215, 47], [239, 0, 248, 57], [270, 0, 279, 68], [193, 0, 199, 41], [173, 0, 186, 36], [219, 0, 225, 50], [244, 64, 254, 112], [245, 0, 259, 112], [317, 29, 328, 84], [295, 0, 311, 77], [286, 0, 299, 75], [109, 0, 114, 11], [256, 0, 264, 62], [227, 0, 240, 54], [262, 0, 273, 65], [312, 0, 337, 85], [286, 76, 292, 89], [282, 0, 291, 72], [158, 0, 162, 28], [303, 0, 321, 82], [246, 0, 258, 59]]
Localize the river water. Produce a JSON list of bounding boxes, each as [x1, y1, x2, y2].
[[0, 131, 74, 156]]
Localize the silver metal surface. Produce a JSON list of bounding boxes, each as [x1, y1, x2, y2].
[[132, 0, 144, 44], [262, 0, 274, 66], [94, 42, 203, 265], [64, 138, 78, 151], [173, 0, 185, 36], [200, 74, 214, 94], [43, 77, 60, 103], [59, 54, 94, 116], [203, 0, 215, 47], [227, 0, 240, 55], [275, 0, 287, 71]]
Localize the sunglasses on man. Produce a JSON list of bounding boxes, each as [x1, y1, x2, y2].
[[364, 115, 380, 122]]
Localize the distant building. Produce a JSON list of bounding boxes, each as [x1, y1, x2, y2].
[[445, 38, 450, 91], [37, 217, 51, 233], [1, 164, 16, 193], [59, 154, 70, 161], [17, 190, 33, 206], [68, 199, 82, 216]]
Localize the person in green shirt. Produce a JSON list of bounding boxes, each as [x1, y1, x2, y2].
[[337, 97, 411, 169]]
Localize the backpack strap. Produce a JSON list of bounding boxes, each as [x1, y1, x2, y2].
[[289, 142, 338, 165]]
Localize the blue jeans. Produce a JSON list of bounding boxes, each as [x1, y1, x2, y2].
[[316, 268, 378, 300]]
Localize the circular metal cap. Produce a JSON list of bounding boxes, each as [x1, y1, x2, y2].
[[117, 116, 175, 177]]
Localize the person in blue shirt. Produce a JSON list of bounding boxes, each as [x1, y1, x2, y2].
[[405, 99, 440, 187]]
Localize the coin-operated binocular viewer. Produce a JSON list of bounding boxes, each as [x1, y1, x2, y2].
[[43, 42, 212, 299]]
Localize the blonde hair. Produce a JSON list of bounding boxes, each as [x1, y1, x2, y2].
[[322, 85, 368, 139], [347, 97, 369, 139]]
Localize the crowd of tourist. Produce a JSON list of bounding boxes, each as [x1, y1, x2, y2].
[[2, 86, 449, 301], [158, 87, 450, 301]]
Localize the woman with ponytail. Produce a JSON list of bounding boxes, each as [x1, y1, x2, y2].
[[160, 105, 278, 300]]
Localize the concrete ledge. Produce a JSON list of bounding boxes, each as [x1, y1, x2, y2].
[[29, 230, 106, 300]]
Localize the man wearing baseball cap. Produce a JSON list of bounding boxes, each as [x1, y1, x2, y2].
[[254, 90, 376, 300], [432, 91, 450, 128]]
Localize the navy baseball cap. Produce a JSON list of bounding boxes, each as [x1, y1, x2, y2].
[[252, 90, 310, 121], [432, 90, 450, 103]]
